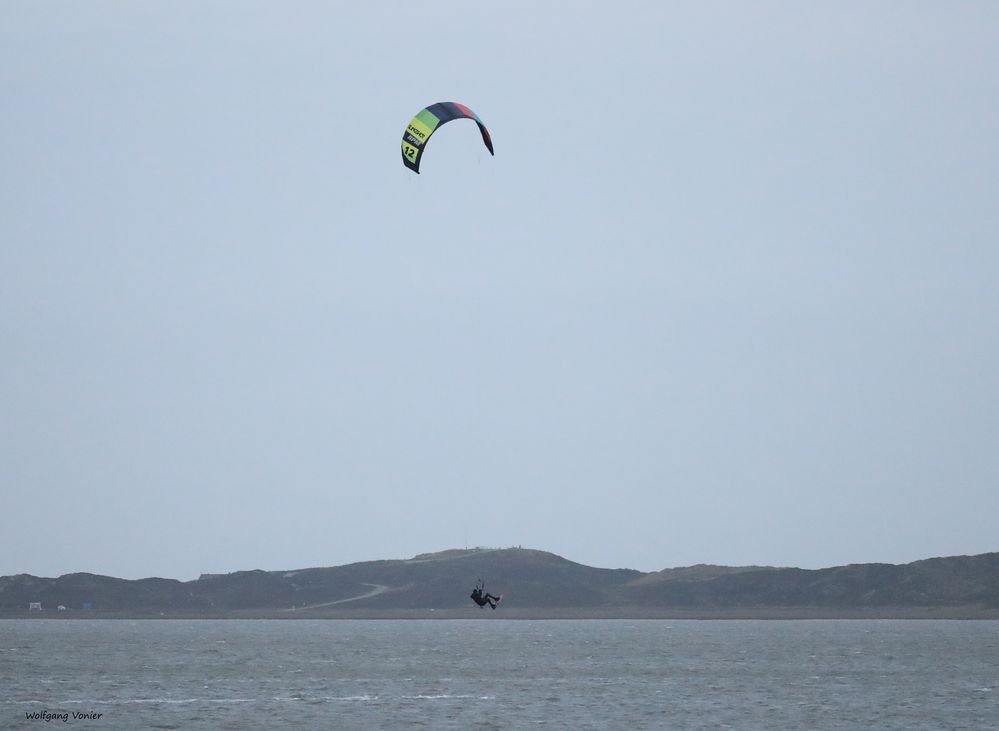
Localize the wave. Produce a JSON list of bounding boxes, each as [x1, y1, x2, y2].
[[9, 698, 256, 706], [401, 694, 493, 700], [8, 693, 496, 706]]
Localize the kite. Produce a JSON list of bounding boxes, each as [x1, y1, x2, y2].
[[401, 101, 494, 174]]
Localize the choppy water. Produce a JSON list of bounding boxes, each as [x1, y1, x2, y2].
[[2, 619, 997, 730]]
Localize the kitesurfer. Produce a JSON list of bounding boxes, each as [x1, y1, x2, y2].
[[470, 581, 502, 610]]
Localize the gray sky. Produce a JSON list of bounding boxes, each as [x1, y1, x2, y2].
[[3, 2, 998, 580]]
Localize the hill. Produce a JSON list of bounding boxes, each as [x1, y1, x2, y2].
[[2, 548, 997, 618]]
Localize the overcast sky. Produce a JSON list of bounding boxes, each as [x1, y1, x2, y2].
[[3, 2, 998, 580]]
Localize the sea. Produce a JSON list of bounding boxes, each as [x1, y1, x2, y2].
[[1, 619, 997, 730]]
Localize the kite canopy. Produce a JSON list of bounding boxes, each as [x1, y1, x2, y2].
[[401, 101, 494, 174]]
